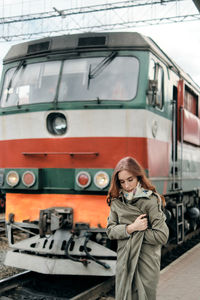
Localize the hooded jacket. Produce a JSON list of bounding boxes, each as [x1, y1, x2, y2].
[[107, 186, 169, 300]]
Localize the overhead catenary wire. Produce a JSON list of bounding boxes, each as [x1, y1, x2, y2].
[[0, 0, 199, 41]]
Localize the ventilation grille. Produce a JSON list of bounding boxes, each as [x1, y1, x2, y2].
[[27, 41, 50, 54], [78, 36, 106, 47]]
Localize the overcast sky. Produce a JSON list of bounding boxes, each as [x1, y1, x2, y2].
[[136, 20, 200, 87], [0, 0, 199, 86]]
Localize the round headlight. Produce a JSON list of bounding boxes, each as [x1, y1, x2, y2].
[[6, 171, 19, 187], [76, 171, 91, 188], [94, 171, 109, 189], [22, 171, 36, 187], [47, 113, 67, 135]]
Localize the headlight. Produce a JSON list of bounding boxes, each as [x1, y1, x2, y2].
[[47, 113, 67, 135], [52, 116, 67, 135], [76, 171, 91, 188], [22, 171, 36, 187], [6, 171, 19, 187], [94, 171, 109, 189]]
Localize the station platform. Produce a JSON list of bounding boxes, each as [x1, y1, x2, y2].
[[157, 243, 200, 300]]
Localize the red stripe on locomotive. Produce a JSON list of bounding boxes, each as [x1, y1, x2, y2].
[[0, 137, 169, 176]]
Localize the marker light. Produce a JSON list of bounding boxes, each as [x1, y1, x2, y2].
[[22, 171, 36, 187], [6, 171, 19, 187], [94, 171, 109, 189], [76, 171, 91, 188]]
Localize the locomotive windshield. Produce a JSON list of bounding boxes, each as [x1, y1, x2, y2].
[[1, 55, 139, 107]]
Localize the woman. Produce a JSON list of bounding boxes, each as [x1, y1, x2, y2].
[[107, 157, 169, 300]]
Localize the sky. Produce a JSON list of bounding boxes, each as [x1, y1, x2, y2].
[[136, 20, 200, 87], [0, 0, 199, 87]]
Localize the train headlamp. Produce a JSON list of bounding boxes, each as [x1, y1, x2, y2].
[[94, 171, 109, 189], [52, 116, 67, 135], [76, 171, 91, 188], [6, 171, 19, 187], [22, 171, 36, 187], [47, 113, 67, 135]]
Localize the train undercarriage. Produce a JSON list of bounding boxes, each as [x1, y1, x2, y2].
[[5, 207, 116, 276]]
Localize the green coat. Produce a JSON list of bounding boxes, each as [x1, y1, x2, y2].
[[107, 189, 169, 300]]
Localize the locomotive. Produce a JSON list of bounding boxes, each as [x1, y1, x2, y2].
[[0, 31, 200, 276]]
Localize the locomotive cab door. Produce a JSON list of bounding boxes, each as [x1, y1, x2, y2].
[[171, 84, 179, 191], [168, 80, 186, 243]]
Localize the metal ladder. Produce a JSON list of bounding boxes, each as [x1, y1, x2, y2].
[[176, 202, 184, 244]]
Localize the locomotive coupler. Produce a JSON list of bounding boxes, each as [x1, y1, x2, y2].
[[39, 207, 73, 237]]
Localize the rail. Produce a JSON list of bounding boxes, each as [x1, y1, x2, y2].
[[0, 271, 114, 299]]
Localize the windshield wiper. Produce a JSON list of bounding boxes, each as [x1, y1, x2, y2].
[[53, 60, 64, 109], [87, 51, 118, 89]]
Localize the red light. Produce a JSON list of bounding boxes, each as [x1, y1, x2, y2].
[[22, 171, 36, 187], [76, 171, 91, 188], [78, 174, 89, 186]]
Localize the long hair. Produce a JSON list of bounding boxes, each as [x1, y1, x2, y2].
[[107, 156, 165, 206]]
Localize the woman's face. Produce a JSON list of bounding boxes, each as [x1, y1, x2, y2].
[[118, 170, 138, 192]]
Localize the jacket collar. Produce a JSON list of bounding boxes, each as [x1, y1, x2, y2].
[[119, 182, 153, 204]]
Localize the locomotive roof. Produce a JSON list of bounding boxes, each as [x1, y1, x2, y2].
[[4, 31, 170, 62], [3, 31, 200, 91]]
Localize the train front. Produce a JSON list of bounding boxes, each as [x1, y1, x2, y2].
[[0, 32, 153, 275]]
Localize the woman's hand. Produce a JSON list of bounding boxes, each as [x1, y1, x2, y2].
[[126, 214, 148, 234]]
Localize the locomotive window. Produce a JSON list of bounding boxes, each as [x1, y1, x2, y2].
[[156, 66, 164, 109], [1, 56, 139, 107], [58, 56, 139, 101], [184, 86, 198, 115], [148, 59, 164, 109], [1, 61, 61, 107]]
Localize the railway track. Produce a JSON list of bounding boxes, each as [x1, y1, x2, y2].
[[0, 270, 114, 300], [0, 271, 31, 296]]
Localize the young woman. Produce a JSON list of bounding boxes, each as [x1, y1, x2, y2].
[[107, 157, 169, 300]]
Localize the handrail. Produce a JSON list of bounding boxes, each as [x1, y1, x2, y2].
[[22, 151, 99, 157]]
